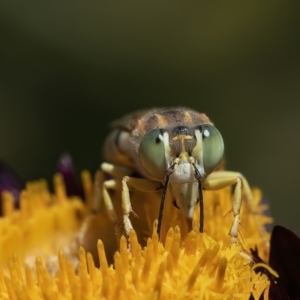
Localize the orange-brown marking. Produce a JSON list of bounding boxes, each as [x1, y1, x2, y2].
[[172, 135, 193, 141], [155, 114, 168, 128], [183, 111, 193, 125]]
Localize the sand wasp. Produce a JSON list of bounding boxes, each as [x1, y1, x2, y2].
[[92, 107, 260, 244]]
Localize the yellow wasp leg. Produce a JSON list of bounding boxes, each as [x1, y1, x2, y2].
[[101, 162, 134, 178], [121, 176, 162, 237], [92, 163, 135, 246], [102, 179, 120, 223], [92, 162, 134, 214], [203, 170, 267, 243], [96, 162, 162, 239]]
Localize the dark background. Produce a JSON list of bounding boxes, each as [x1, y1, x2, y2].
[[0, 2, 299, 230]]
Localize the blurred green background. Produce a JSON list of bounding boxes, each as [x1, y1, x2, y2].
[[0, 1, 299, 230]]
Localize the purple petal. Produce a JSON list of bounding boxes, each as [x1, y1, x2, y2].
[[0, 159, 24, 211], [269, 225, 300, 299], [250, 246, 289, 299], [250, 247, 275, 279], [57, 153, 84, 199]]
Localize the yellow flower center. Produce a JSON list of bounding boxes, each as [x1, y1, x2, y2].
[[0, 171, 273, 299]]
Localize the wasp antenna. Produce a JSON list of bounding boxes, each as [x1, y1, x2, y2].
[[156, 163, 176, 238], [193, 164, 204, 233], [198, 183, 204, 233]]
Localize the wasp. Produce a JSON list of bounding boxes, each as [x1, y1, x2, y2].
[[92, 107, 260, 244]]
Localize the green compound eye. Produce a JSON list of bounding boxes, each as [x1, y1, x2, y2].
[[199, 124, 224, 175], [139, 129, 166, 180]]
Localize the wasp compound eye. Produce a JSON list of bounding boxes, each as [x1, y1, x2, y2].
[[194, 124, 224, 175], [139, 129, 166, 180]]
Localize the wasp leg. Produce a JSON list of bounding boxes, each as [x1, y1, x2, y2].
[[121, 176, 162, 237], [97, 163, 162, 237], [101, 178, 131, 245], [92, 162, 133, 214], [102, 179, 120, 223], [90, 163, 135, 243], [101, 162, 134, 178], [203, 171, 267, 244]]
